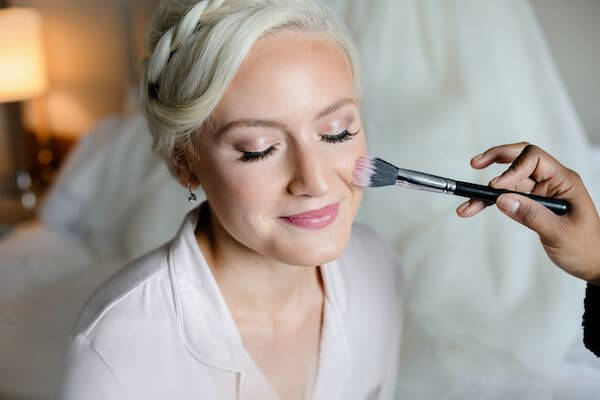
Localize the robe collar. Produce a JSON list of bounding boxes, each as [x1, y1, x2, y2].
[[167, 205, 351, 389]]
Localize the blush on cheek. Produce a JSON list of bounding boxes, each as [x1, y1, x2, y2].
[[342, 144, 368, 216], [340, 164, 357, 189], [337, 145, 368, 190]]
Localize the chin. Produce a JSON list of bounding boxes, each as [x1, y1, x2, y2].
[[275, 247, 343, 267], [276, 203, 357, 266], [271, 225, 353, 267]]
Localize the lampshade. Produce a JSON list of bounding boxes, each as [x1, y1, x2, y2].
[[0, 8, 48, 103]]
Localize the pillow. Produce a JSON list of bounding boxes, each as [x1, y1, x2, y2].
[[41, 114, 199, 259]]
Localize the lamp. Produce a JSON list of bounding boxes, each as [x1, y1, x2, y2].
[[0, 4, 48, 210], [0, 8, 47, 102]]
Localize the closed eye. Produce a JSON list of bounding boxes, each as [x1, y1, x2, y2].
[[239, 129, 359, 162], [322, 129, 359, 143], [240, 145, 277, 162]]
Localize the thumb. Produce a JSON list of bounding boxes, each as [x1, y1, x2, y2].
[[496, 193, 562, 239]]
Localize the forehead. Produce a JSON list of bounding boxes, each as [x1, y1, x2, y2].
[[213, 29, 356, 123]]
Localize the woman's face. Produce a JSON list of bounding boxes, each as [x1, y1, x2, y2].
[[188, 29, 367, 267]]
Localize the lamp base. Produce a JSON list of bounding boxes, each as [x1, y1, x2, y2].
[[0, 170, 39, 235], [0, 102, 40, 224]]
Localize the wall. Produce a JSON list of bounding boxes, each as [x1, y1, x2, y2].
[[10, 0, 158, 138], [529, 0, 600, 144]]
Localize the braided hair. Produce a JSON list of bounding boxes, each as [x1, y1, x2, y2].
[[140, 0, 361, 175]]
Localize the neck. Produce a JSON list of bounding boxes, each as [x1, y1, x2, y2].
[[195, 204, 324, 321]]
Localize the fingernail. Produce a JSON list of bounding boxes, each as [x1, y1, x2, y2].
[[457, 201, 470, 214], [472, 154, 484, 162], [490, 176, 501, 186], [498, 196, 519, 214]]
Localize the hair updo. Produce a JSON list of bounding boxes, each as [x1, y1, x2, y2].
[[140, 0, 361, 174]]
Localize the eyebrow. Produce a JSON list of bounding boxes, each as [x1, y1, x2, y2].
[[214, 97, 356, 135]]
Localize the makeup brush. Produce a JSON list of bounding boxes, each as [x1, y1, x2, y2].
[[353, 156, 570, 215]]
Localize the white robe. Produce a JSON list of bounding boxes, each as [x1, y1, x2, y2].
[[59, 207, 403, 400]]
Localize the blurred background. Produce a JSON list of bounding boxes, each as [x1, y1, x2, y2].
[[1, 0, 599, 227], [0, 0, 159, 229], [0, 1, 599, 399]]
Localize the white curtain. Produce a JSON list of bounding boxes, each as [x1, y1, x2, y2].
[[325, 0, 600, 398]]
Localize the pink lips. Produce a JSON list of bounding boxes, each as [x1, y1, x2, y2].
[[279, 202, 340, 230]]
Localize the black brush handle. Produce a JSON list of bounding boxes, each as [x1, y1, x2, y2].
[[454, 181, 570, 215]]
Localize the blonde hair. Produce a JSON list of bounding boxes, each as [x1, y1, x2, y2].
[[140, 0, 361, 171]]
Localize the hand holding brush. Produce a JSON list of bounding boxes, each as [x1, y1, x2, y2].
[[451, 142, 600, 357], [352, 147, 570, 216], [353, 142, 600, 357], [352, 142, 600, 285]]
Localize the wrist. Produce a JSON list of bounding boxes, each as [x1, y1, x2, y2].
[[588, 238, 600, 286], [594, 252, 600, 286]]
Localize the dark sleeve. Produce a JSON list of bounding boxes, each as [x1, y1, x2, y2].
[[583, 282, 600, 357]]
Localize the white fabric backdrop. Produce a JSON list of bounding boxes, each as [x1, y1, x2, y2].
[[324, 0, 600, 398]]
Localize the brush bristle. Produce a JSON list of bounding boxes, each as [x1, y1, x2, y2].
[[352, 156, 399, 187], [352, 157, 375, 187]]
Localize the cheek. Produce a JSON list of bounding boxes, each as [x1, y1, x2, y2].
[[331, 135, 368, 189], [344, 136, 367, 212], [199, 158, 281, 219]]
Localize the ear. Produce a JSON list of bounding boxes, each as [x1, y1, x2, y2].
[[170, 146, 200, 189]]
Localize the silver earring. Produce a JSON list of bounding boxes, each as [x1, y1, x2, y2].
[[187, 182, 197, 203]]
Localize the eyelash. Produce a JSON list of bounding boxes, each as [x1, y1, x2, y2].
[[240, 129, 359, 162]]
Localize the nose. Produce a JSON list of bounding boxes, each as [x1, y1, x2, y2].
[[288, 145, 329, 198]]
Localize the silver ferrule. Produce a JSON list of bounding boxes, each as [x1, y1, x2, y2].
[[395, 168, 457, 194]]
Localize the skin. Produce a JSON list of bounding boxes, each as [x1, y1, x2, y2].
[[173, 29, 367, 399], [456, 142, 600, 286]]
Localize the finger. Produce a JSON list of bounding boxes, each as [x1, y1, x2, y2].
[[496, 193, 562, 241], [495, 145, 565, 190], [456, 200, 470, 217], [471, 142, 530, 169], [515, 178, 537, 193], [489, 175, 536, 193], [456, 199, 489, 218], [526, 172, 596, 235], [529, 178, 566, 199]]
